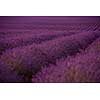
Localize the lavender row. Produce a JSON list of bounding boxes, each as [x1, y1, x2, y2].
[[0, 32, 73, 55], [1, 23, 100, 31], [0, 32, 100, 82], [32, 37, 100, 82]]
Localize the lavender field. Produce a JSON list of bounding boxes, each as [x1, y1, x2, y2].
[[0, 16, 100, 82]]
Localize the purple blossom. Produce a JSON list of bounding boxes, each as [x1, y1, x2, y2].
[[1, 32, 100, 82], [32, 37, 100, 83], [0, 17, 100, 82]]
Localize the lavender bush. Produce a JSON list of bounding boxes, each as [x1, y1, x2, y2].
[[1, 32, 100, 81], [32, 38, 100, 82], [0, 32, 72, 55]]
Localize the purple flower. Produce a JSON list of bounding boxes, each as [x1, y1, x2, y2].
[[32, 37, 100, 83]]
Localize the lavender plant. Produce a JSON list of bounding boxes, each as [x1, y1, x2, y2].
[[1, 32, 100, 81], [32, 37, 100, 82], [0, 32, 73, 55]]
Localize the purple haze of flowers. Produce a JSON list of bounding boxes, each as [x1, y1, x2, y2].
[[0, 32, 100, 82], [32, 37, 100, 83], [0, 32, 72, 55]]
